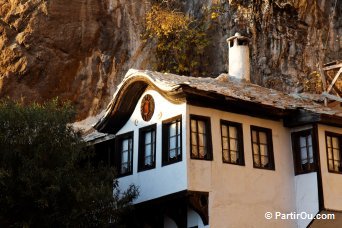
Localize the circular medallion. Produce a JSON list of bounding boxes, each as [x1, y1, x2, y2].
[[141, 94, 155, 122]]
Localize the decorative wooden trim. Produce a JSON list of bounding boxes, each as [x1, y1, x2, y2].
[[141, 94, 155, 122], [188, 191, 209, 226], [133, 190, 187, 228]]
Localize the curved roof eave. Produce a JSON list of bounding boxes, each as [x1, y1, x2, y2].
[[93, 69, 185, 134]]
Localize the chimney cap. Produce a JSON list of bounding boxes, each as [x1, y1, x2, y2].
[[226, 32, 250, 42]]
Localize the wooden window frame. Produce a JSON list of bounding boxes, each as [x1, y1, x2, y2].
[[138, 124, 157, 172], [220, 120, 244, 166], [325, 131, 342, 174], [250, 126, 275, 170], [115, 132, 134, 177], [291, 129, 317, 175], [190, 115, 213, 161], [162, 115, 182, 166]]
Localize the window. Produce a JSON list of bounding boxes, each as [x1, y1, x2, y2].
[[292, 129, 316, 174], [326, 132, 342, 173], [93, 138, 115, 167], [115, 132, 133, 177], [190, 115, 212, 160], [251, 126, 275, 170], [138, 124, 156, 171], [162, 115, 182, 166], [221, 120, 244, 165]]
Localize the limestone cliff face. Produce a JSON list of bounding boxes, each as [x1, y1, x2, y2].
[[0, 0, 151, 119], [0, 0, 341, 119]]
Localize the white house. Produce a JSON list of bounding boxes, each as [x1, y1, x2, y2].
[[86, 34, 342, 228]]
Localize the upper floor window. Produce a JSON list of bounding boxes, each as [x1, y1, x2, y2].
[[326, 132, 342, 173], [190, 115, 212, 160], [292, 129, 316, 175], [138, 124, 156, 171], [251, 126, 275, 170], [220, 120, 244, 165], [115, 132, 133, 177], [162, 115, 182, 166]]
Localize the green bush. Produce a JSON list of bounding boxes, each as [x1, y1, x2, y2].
[[0, 99, 138, 227]]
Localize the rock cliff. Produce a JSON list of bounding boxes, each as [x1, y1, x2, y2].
[[0, 0, 341, 120]]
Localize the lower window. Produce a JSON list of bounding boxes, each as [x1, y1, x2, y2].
[[326, 132, 342, 173], [93, 138, 115, 167], [115, 132, 133, 176], [291, 129, 316, 175]]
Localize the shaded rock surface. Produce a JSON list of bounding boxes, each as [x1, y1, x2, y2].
[[0, 0, 341, 120]]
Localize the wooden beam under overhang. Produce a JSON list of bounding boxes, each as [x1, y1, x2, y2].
[[182, 86, 291, 121], [283, 109, 321, 127], [319, 114, 342, 128], [180, 87, 342, 128], [284, 110, 342, 128]]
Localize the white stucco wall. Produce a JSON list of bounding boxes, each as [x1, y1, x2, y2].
[[295, 172, 319, 228], [117, 89, 187, 203], [187, 105, 297, 228], [317, 124, 342, 211]]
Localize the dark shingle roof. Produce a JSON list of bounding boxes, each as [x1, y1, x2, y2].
[[123, 69, 341, 117], [91, 69, 342, 135]]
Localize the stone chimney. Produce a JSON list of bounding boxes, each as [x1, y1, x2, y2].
[[226, 33, 250, 81]]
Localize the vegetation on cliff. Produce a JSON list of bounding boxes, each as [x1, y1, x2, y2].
[[144, 2, 209, 76]]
